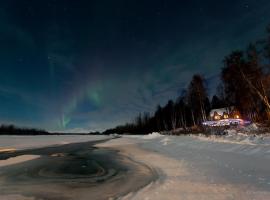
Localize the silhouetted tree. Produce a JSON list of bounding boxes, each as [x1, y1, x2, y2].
[[264, 25, 270, 69], [222, 46, 270, 120], [187, 74, 208, 125], [175, 95, 187, 128], [154, 104, 163, 131], [0, 125, 48, 135], [211, 95, 225, 109]]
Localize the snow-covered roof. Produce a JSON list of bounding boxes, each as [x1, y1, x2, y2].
[[210, 107, 231, 117]]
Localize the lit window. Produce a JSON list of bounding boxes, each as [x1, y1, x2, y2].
[[223, 114, 228, 119], [214, 115, 220, 120], [235, 115, 239, 119]]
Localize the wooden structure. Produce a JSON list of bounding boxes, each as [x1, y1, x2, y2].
[[210, 107, 240, 121]]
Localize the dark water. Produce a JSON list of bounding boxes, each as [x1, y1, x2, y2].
[[0, 140, 157, 200]]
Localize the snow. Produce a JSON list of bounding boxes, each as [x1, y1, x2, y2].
[[196, 123, 270, 146], [0, 155, 40, 167], [142, 136, 270, 195], [126, 132, 164, 140], [210, 107, 231, 117], [141, 132, 164, 139], [105, 134, 270, 199], [160, 137, 171, 146], [0, 135, 109, 150], [203, 118, 251, 126], [1, 133, 270, 199], [243, 123, 259, 131]]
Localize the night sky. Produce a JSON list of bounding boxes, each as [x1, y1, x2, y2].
[[0, 0, 269, 132]]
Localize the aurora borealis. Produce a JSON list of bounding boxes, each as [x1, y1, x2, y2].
[[0, 0, 270, 132]]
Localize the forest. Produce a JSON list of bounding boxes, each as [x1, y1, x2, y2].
[[0, 125, 49, 135], [103, 25, 270, 135]]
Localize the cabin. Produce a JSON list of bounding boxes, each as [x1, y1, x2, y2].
[[202, 107, 248, 127], [210, 107, 240, 121]]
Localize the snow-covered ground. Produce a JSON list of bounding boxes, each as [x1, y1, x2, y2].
[[0, 135, 109, 151], [1, 132, 270, 199], [121, 132, 270, 199], [197, 123, 270, 146]]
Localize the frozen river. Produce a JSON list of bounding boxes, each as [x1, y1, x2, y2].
[[0, 136, 156, 200], [1, 134, 270, 199]]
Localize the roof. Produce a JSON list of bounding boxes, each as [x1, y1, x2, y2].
[[210, 107, 233, 117]]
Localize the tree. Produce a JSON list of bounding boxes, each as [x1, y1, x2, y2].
[[264, 25, 270, 69], [175, 95, 187, 128], [216, 83, 227, 106], [245, 44, 270, 120], [154, 105, 163, 131], [187, 74, 208, 124], [204, 96, 211, 119], [222, 47, 270, 121], [211, 95, 225, 109]]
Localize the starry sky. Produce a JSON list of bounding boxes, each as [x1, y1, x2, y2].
[[0, 0, 269, 132]]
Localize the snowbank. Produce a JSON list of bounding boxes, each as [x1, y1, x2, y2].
[[196, 123, 270, 145], [142, 132, 164, 139], [127, 132, 164, 140], [242, 123, 259, 132]]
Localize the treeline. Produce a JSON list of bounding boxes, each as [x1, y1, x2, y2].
[[103, 75, 213, 135], [0, 125, 49, 135], [104, 25, 270, 135], [0, 125, 103, 135]]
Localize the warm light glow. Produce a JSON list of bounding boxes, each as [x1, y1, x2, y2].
[[214, 115, 220, 120], [223, 114, 228, 119], [235, 115, 239, 119]]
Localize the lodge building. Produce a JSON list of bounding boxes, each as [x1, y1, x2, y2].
[[210, 107, 241, 121]]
